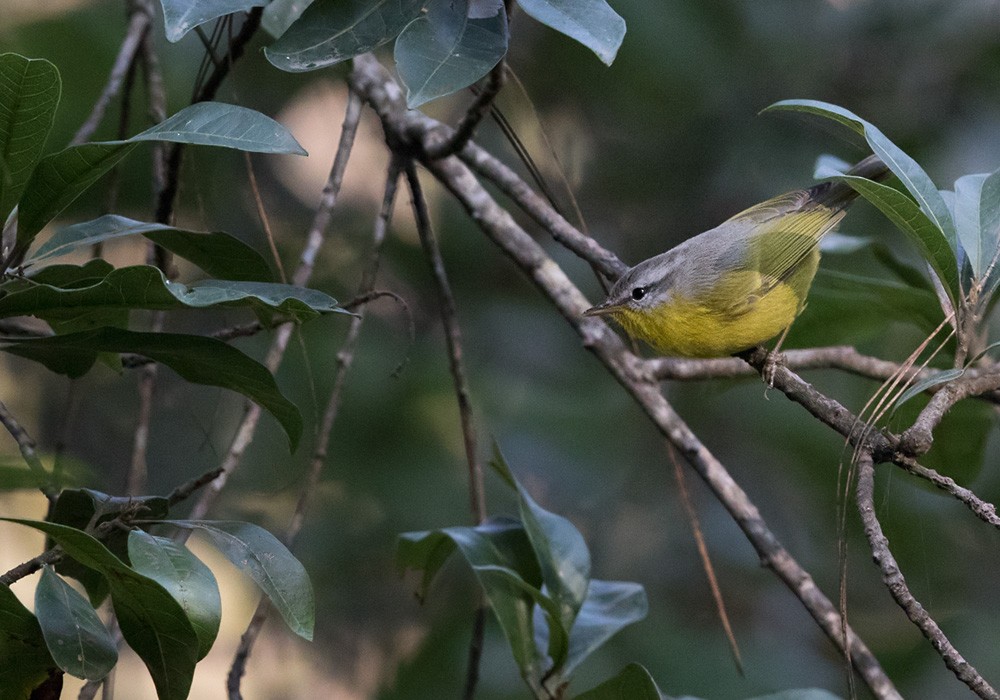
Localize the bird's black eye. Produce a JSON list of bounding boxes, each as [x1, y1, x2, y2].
[[631, 286, 647, 301]]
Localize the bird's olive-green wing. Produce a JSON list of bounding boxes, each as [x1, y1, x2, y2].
[[698, 190, 846, 317]]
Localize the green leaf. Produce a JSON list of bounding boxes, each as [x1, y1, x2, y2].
[[747, 690, 844, 700], [16, 102, 305, 251], [395, 0, 508, 108], [893, 368, 964, 409], [262, 0, 313, 37], [1, 261, 338, 328], [0, 583, 57, 700], [48, 489, 170, 606], [29, 215, 274, 282], [0, 54, 60, 227], [35, 567, 117, 680], [1, 519, 199, 700], [159, 0, 267, 42], [1, 263, 338, 323], [165, 520, 314, 640], [399, 518, 549, 680], [950, 168, 1000, 290], [562, 579, 647, 676], [491, 447, 590, 630], [765, 100, 961, 304], [808, 269, 944, 334], [128, 531, 221, 660], [128, 101, 307, 155], [1, 327, 304, 450], [829, 174, 960, 306], [516, 0, 626, 66], [574, 663, 668, 700], [265, 0, 426, 72]]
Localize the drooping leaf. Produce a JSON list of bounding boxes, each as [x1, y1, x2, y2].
[[893, 368, 964, 409], [165, 520, 314, 640], [765, 100, 961, 304], [829, 174, 960, 306], [1, 519, 199, 700], [262, 0, 315, 38], [16, 102, 305, 251], [35, 567, 117, 680], [128, 101, 307, 155], [265, 0, 426, 72], [1, 264, 335, 322], [1, 328, 304, 450], [491, 447, 589, 629], [562, 579, 647, 676], [516, 0, 626, 66], [29, 215, 274, 282], [574, 663, 669, 700], [0, 54, 61, 226], [0, 583, 57, 700], [48, 489, 170, 606], [159, 0, 267, 42], [128, 531, 221, 660], [398, 518, 549, 679], [395, 0, 508, 108]]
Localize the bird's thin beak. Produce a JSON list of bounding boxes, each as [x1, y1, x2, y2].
[[583, 300, 622, 317]]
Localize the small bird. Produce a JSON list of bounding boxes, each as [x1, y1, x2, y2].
[[584, 155, 887, 357]]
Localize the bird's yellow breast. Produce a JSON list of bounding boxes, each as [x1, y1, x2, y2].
[[612, 273, 805, 357]]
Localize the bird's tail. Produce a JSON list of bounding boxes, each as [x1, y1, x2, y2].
[[807, 154, 890, 211]]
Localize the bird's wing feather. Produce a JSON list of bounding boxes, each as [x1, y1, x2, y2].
[[694, 190, 846, 317]]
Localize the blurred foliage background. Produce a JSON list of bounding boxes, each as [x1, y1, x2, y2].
[[2, 0, 1000, 698]]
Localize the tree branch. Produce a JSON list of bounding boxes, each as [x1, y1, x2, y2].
[[226, 158, 402, 700], [856, 449, 998, 699]]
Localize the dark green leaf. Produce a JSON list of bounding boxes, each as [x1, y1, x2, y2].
[[17, 102, 305, 251], [48, 489, 170, 606], [1, 519, 198, 700], [35, 567, 116, 680], [262, 0, 313, 37], [165, 520, 314, 640], [831, 174, 960, 306], [129, 102, 307, 155], [0, 54, 60, 226], [0, 583, 57, 700], [764, 100, 958, 261], [808, 269, 944, 334], [2, 264, 338, 322], [575, 663, 668, 700], [399, 519, 550, 680], [747, 690, 844, 700], [29, 215, 274, 282], [1, 328, 304, 450], [17, 141, 142, 249], [266, 0, 426, 72], [516, 0, 626, 66], [395, 0, 508, 108], [562, 579, 647, 676], [128, 531, 221, 660], [491, 447, 589, 630], [159, 0, 267, 42], [894, 368, 964, 409]]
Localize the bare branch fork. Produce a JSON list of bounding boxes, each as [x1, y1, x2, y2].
[[347, 51, 1000, 699]]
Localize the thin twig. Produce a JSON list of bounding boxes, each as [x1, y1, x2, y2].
[[856, 449, 998, 699], [667, 441, 743, 675], [405, 160, 488, 699], [70, 4, 152, 145], [425, 59, 508, 160], [185, 89, 364, 521], [899, 371, 1000, 455], [0, 399, 54, 500], [405, 161, 487, 523], [227, 160, 402, 700]]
